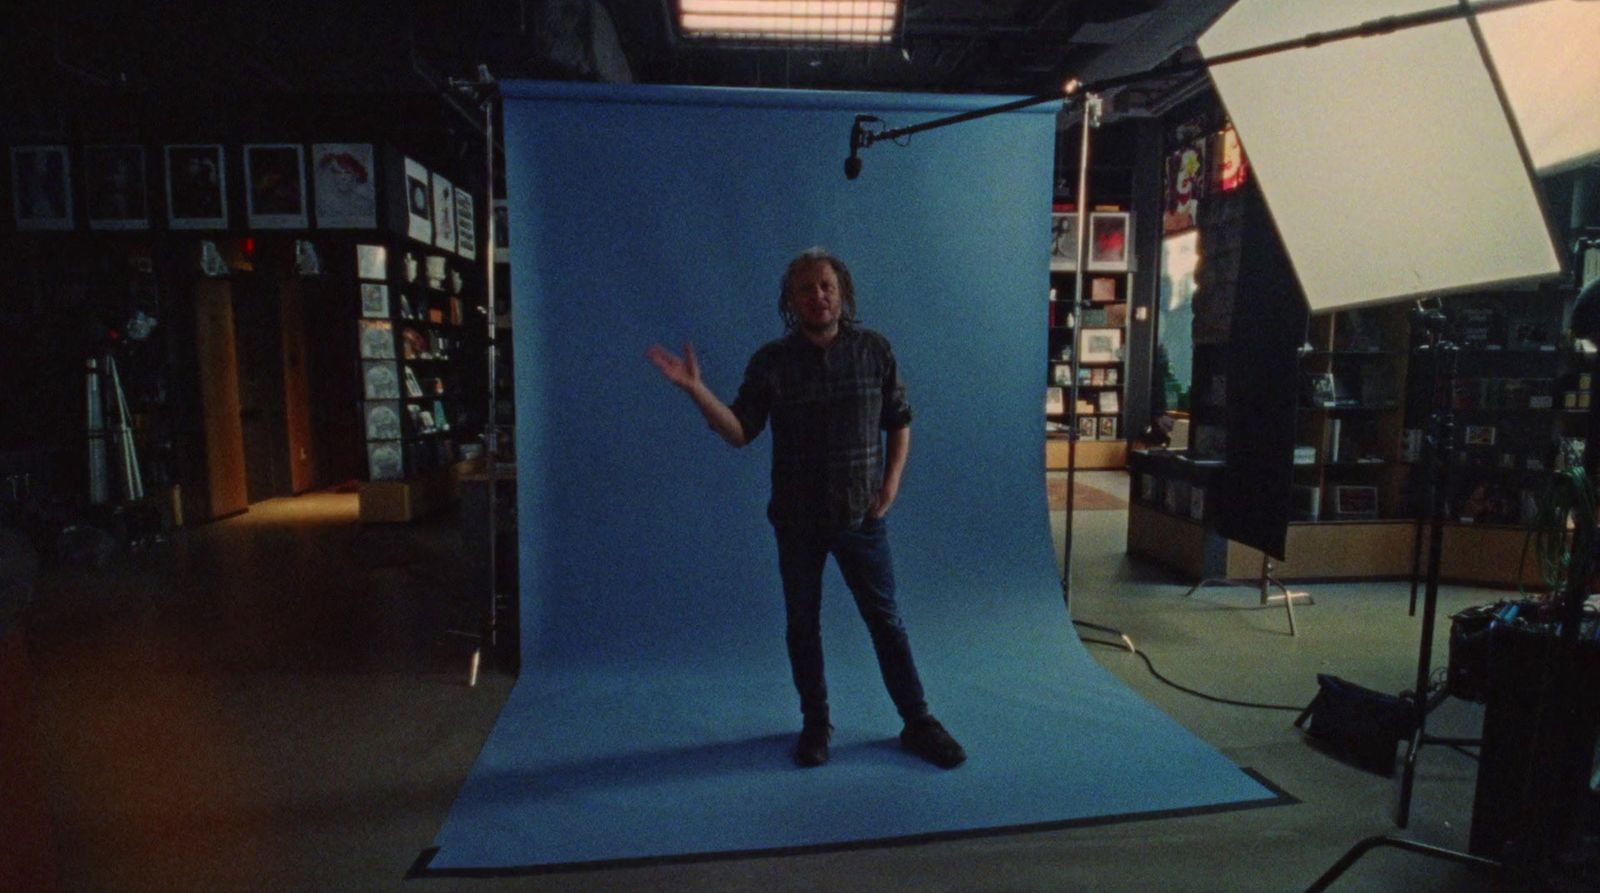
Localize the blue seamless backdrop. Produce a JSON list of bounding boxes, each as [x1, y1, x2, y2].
[[425, 81, 1278, 870]]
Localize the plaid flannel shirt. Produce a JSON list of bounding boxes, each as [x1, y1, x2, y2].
[[730, 323, 912, 532]]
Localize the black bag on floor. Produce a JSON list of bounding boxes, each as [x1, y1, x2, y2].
[[1295, 674, 1418, 776]]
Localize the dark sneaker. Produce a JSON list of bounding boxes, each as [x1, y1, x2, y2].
[[795, 722, 832, 767], [900, 715, 966, 769]]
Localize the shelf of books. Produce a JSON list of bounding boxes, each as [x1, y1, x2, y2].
[[1045, 206, 1133, 470]]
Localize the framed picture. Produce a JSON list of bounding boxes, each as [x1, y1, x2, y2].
[[311, 143, 376, 229], [403, 157, 432, 243], [1045, 386, 1064, 415], [364, 401, 402, 440], [1052, 364, 1072, 387], [454, 187, 476, 260], [1049, 212, 1079, 271], [166, 144, 228, 229], [1079, 327, 1123, 364], [1333, 485, 1380, 519], [244, 144, 307, 229], [1087, 211, 1132, 272], [431, 173, 456, 252], [1097, 390, 1119, 414], [1098, 416, 1119, 440], [362, 361, 400, 400], [358, 320, 395, 359], [12, 145, 73, 230], [1090, 276, 1118, 303], [360, 283, 390, 318], [83, 145, 148, 230], [1078, 415, 1099, 440], [1464, 425, 1497, 447], [367, 440, 403, 481], [356, 243, 387, 281]]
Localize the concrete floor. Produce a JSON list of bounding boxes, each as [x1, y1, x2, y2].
[[13, 471, 1564, 891]]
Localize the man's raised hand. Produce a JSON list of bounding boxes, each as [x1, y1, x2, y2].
[[646, 342, 701, 392]]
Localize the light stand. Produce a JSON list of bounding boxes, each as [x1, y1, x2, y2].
[[1061, 92, 1100, 607], [1395, 310, 1480, 830], [446, 66, 504, 688]]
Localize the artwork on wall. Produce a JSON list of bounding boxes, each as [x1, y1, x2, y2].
[[1049, 212, 1078, 271], [166, 144, 228, 229], [1087, 212, 1132, 272], [83, 145, 148, 230], [404, 157, 432, 243], [432, 173, 457, 253], [363, 361, 400, 399], [1079, 327, 1123, 363], [360, 283, 391, 318], [454, 187, 477, 260], [11, 145, 73, 231], [1215, 123, 1249, 193], [244, 144, 307, 229], [356, 243, 388, 281], [367, 440, 403, 481], [311, 143, 376, 229], [359, 320, 396, 359], [365, 401, 402, 440]]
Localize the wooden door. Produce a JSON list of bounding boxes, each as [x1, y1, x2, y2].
[[193, 280, 249, 519]]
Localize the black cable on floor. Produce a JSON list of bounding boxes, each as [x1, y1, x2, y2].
[[1073, 620, 1306, 713]]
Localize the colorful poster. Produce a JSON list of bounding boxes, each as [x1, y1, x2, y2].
[[244, 144, 308, 229], [311, 143, 377, 229], [404, 156, 432, 244], [432, 173, 456, 253], [166, 144, 228, 229]]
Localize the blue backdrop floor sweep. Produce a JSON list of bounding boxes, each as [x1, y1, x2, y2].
[[421, 82, 1284, 872], [423, 575, 1285, 870]]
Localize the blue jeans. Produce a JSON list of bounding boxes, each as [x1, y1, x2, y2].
[[775, 515, 929, 726]]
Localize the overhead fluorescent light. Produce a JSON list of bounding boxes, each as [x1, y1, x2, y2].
[[674, 1, 901, 45]]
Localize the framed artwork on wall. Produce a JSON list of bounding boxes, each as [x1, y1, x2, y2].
[[454, 187, 476, 260], [11, 145, 74, 231], [360, 283, 391, 318], [431, 173, 456, 253], [84, 145, 148, 230], [1050, 212, 1079, 271], [356, 243, 387, 281], [404, 157, 432, 244], [364, 401, 402, 440], [1078, 327, 1123, 363], [166, 144, 228, 229], [362, 361, 400, 400], [311, 143, 376, 229], [244, 144, 307, 229], [1087, 211, 1132, 272]]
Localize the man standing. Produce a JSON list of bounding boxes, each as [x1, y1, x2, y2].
[[646, 248, 965, 770]]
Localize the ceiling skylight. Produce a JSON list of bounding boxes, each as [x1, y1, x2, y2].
[[675, 1, 902, 45]]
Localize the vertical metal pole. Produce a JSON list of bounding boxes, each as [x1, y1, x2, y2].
[[1063, 93, 1099, 608], [1398, 340, 1458, 828], [86, 358, 110, 505], [481, 86, 500, 676]]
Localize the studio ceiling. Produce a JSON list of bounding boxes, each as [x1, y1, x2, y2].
[[3, 0, 1235, 115]]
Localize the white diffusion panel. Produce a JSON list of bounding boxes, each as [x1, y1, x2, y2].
[[1472, 0, 1600, 175], [1199, 0, 1562, 312]]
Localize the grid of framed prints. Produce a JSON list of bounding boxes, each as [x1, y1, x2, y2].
[[9, 142, 479, 263]]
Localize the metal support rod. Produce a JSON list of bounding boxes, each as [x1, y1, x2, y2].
[[1062, 92, 1098, 608], [1303, 834, 1502, 893], [856, 0, 1553, 155], [481, 85, 500, 674], [86, 358, 109, 505]]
